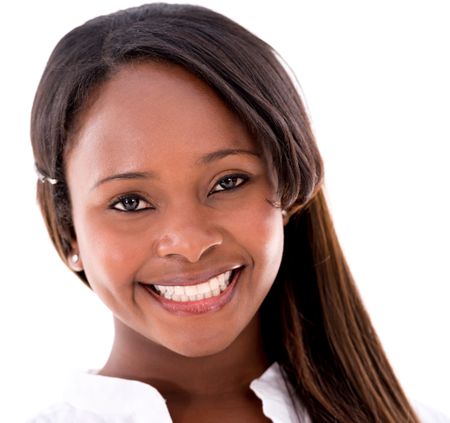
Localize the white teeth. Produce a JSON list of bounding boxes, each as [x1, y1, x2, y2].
[[209, 277, 219, 290], [198, 282, 211, 295], [218, 273, 227, 290], [184, 285, 198, 296], [153, 270, 234, 302], [174, 286, 184, 296]]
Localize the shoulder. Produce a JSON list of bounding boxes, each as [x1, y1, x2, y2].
[[413, 401, 450, 423]]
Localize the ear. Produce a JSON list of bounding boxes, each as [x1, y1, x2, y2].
[[282, 209, 290, 226], [283, 203, 305, 225], [67, 241, 84, 272]]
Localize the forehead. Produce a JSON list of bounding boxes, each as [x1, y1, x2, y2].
[[67, 62, 257, 176]]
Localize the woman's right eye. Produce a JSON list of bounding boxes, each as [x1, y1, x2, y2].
[[110, 194, 153, 212]]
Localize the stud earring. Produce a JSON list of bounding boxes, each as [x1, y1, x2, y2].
[[71, 254, 79, 264], [281, 210, 287, 217]]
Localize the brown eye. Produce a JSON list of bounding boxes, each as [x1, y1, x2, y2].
[[111, 194, 152, 212], [210, 174, 249, 194]]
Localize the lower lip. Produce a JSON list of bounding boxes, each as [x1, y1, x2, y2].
[[142, 268, 242, 315]]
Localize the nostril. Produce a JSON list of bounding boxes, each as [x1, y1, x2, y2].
[[154, 230, 223, 262]]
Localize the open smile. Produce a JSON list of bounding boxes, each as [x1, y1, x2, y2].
[[153, 269, 234, 301], [140, 267, 244, 315]]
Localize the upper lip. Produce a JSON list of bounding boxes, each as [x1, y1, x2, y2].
[[140, 265, 243, 287]]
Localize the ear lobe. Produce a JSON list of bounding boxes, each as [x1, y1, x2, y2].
[[283, 203, 305, 225], [68, 253, 84, 272], [281, 210, 290, 226], [68, 241, 84, 272]]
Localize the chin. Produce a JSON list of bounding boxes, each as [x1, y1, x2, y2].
[[164, 331, 239, 359]]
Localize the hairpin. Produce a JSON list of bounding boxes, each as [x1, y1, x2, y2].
[[35, 164, 58, 185]]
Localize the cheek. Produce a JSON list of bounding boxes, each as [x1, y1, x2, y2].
[[74, 213, 147, 289], [234, 199, 284, 279]]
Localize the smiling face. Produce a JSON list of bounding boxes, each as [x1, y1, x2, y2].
[[65, 62, 284, 357]]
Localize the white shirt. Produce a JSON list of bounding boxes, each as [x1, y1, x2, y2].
[[28, 363, 449, 422]]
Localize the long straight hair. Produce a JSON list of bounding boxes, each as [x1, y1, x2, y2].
[[31, 4, 419, 422], [262, 191, 419, 421]]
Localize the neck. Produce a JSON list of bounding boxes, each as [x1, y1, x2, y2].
[[99, 314, 270, 399]]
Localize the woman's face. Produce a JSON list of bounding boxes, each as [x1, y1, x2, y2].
[[66, 63, 284, 357]]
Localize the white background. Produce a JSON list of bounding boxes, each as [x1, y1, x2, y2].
[[0, 0, 449, 421]]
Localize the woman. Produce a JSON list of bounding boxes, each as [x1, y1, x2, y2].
[[30, 3, 444, 422]]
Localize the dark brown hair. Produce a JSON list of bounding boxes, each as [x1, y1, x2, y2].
[[31, 4, 419, 422]]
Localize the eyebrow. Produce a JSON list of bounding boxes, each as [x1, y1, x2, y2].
[[92, 171, 155, 190], [92, 148, 260, 190], [197, 148, 260, 165]]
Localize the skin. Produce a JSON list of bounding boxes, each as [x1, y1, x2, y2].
[[66, 62, 284, 422]]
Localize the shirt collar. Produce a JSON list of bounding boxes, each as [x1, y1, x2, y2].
[[65, 362, 310, 422], [66, 370, 172, 422], [250, 362, 311, 423]]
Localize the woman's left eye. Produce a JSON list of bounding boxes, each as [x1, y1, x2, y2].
[[210, 174, 249, 194]]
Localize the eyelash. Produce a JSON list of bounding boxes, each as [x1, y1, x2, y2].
[[209, 173, 249, 195], [109, 174, 250, 212], [109, 193, 153, 213]]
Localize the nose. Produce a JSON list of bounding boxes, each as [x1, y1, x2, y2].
[[154, 206, 223, 263]]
